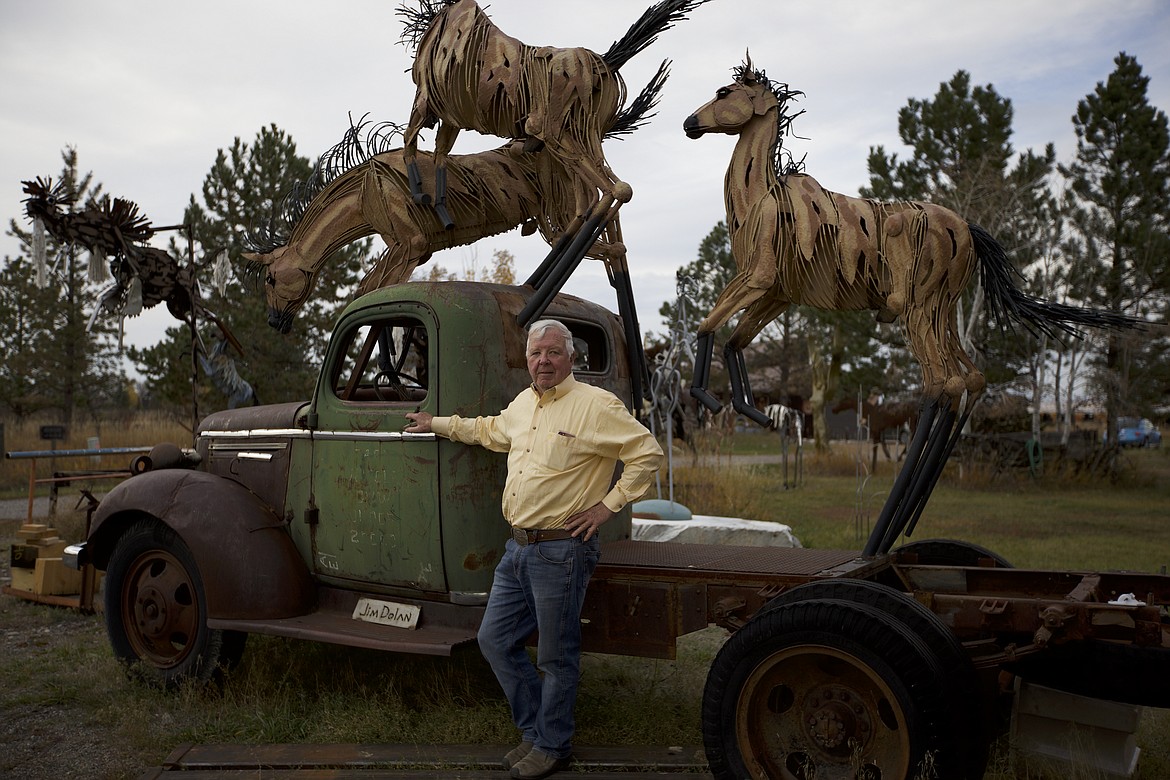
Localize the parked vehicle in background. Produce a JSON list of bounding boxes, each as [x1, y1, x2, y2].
[[1116, 417, 1163, 447]]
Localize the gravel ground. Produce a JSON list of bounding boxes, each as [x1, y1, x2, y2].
[[1, 511, 139, 780]]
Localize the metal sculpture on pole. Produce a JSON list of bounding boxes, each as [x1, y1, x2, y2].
[[21, 178, 252, 421]]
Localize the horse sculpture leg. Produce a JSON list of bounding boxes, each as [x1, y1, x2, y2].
[[402, 96, 457, 229], [428, 123, 459, 229], [690, 331, 720, 412], [724, 342, 773, 427], [724, 294, 789, 427], [403, 95, 434, 205], [689, 273, 775, 416], [517, 194, 621, 327], [357, 244, 425, 295]]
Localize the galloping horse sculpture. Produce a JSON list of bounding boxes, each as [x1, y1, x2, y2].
[[398, 0, 710, 325], [682, 60, 1136, 556], [244, 62, 665, 335]]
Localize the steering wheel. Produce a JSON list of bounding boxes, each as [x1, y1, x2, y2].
[[373, 370, 422, 401]]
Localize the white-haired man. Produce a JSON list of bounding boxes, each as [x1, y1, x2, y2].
[[406, 319, 662, 779]]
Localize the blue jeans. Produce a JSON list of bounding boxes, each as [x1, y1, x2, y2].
[[477, 535, 601, 759]]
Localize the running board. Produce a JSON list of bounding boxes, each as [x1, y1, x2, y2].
[[208, 586, 483, 657]]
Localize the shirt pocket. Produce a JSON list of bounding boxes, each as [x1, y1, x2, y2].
[[541, 430, 584, 471]]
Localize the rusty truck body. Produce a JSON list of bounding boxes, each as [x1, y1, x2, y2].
[[67, 280, 1170, 780]]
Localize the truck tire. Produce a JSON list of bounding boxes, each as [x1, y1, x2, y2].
[[893, 538, 1012, 568], [703, 598, 959, 780], [757, 580, 989, 779], [104, 519, 247, 688]]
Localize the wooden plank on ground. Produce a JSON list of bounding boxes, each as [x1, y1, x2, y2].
[[141, 771, 708, 779], [141, 743, 711, 779], [2, 584, 84, 609]]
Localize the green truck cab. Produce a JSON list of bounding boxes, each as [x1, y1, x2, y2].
[[75, 281, 644, 677]]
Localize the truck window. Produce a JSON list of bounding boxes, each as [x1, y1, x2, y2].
[[332, 317, 429, 403], [563, 319, 608, 374]]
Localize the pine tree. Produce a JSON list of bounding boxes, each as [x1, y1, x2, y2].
[[1060, 52, 1170, 441], [0, 255, 59, 416]]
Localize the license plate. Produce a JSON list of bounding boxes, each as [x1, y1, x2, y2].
[[351, 598, 420, 629]]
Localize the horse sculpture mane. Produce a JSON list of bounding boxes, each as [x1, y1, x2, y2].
[[245, 120, 407, 257]]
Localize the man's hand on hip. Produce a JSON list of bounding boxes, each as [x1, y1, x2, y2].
[[564, 502, 614, 542]]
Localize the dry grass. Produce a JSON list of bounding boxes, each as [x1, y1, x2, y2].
[[1, 412, 192, 498]]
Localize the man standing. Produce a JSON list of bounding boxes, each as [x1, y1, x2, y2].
[[405, 319, 662, 780]]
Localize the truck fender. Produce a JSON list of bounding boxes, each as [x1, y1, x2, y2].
[[88, 469, 315, 620]]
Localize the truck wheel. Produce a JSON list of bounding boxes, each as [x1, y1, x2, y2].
[[703, 599, 956, 780], [104, 519, 245, 688], [893, 538, 1012, 568], [756, 580, 989, 779]]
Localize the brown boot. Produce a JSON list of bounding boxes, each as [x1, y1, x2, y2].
[[509, 748, 571, 779], [503, 741, 533, 770]]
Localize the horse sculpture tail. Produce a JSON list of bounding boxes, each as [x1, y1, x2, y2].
[[606, 60, 671, 139], [601, 0, 712, 71], [971, 221, 1141, 339]]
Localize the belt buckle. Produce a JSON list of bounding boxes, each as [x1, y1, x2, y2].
[[512, 526, 533, 546]]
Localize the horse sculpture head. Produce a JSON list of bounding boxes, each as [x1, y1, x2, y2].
[[242, 247, 315, 334], [683, 58, 783, 139], [683, 59, 806, 180]]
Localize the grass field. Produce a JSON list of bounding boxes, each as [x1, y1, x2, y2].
[[1, 422, 1167, 779]]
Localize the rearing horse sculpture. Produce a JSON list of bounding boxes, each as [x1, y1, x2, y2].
[[398, 0, 710, 325], [682, 60, 1137, 559], [244, 71, 665, 335]]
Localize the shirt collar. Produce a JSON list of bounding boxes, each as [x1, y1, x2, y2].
[[531, 373, 578, 400]]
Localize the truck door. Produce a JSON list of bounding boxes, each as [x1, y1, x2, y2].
[[306, 305, 444, 592]]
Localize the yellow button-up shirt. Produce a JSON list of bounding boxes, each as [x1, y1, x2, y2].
[[431, 375, 663, 530]]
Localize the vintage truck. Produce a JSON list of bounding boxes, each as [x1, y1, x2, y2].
[[67, 280, 1169, 780]]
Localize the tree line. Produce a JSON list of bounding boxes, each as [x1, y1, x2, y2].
[[1, 53, 1166, 450]]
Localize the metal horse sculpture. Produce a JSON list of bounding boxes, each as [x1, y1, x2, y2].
[[244, 74, 664, 335], [21, 178, 241, 354], [397, 0, 710, 326], [682, 61, 1137, 556]]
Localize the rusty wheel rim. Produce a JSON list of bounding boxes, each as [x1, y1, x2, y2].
[[120, 549, 199, 669], [735, 644, 911, 780]]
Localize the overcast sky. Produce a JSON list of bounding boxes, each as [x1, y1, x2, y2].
[[2, 0, 1168, 359]]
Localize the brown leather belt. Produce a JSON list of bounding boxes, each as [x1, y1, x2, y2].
[[512, 527, 575, 546]]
